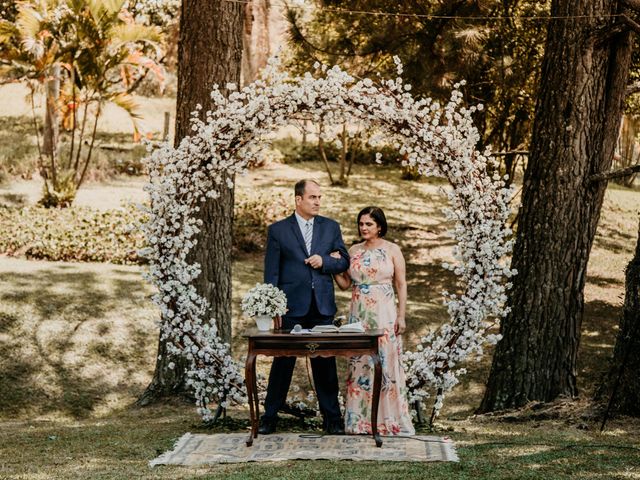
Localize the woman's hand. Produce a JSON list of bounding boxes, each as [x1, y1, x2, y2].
[[331, 251, 351, 291], [394, 316, 406, 335]]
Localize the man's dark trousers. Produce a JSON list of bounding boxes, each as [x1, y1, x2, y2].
[[261, 296, 341, 423]]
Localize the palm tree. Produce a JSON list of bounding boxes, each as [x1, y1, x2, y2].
[[0, 0, 163, 206], [0, 0, 64, 182]]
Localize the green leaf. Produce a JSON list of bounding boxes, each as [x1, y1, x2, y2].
[[86, 0, 124, 23], [0, 19, 19, 43], [15, 6, 42, 40], [110, 91, 141, 119], [109, 24, 162, 46], [100, 0, 126, 16]]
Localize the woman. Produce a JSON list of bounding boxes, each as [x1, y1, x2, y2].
[[331, 206, 415, 436]]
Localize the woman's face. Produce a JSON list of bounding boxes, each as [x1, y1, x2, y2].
[[359, 214, 379, 240]]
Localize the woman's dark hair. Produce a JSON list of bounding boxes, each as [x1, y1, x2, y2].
[[357, 206, 387, 238]]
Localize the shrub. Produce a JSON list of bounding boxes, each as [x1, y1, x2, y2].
[[234, 190, 290, 252], [272, 137, 402, 166], [0, 116, 39, 183], [0, 190, 291, 263], [0, 116, 150, 185], [0, 204, 146, 264], [90, 132, 150, 177]]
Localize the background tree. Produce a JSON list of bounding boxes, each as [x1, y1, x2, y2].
[[313, 121, 359, 186], [612, 45, 640, 188], [285, 0, 549, 184], [479, 0, 634, 412], [596, 215, 640, 421], [0, 0, 61, 181], [613, 116, 640, 188], [0, 0, 162, 207], [140, 0, 243, 403], [128, 0, 181, 73], [242, 0, 271, 85]]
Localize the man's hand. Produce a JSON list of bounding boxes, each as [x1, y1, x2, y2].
[[304, 254, 323, 269], [273, 314, 282, 329]]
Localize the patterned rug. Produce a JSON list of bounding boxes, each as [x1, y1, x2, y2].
[[149, 432, 459, 465]]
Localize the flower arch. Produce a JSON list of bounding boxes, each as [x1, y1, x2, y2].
[[141, 58, 514, 420]]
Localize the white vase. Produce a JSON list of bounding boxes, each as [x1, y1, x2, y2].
[[255, 314, 272, 332]]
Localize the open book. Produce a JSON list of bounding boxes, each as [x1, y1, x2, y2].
[[310, 321, 365, 333]]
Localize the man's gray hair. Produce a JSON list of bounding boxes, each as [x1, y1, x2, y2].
[[294, 179, 320, 197]]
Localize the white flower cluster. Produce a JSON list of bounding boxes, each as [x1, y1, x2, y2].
[[126, 0, 180, 26], [140, 56, 514, 421], [241, 283, 288, 318]]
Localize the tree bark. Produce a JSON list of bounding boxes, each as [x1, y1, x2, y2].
[[479, 0, 633, 412], [596, 217, 640, 417], [242, 0, 270, 85], [612, 116, 640, 187], [139, 0, 243, 403], [42, 64, 60, 168]]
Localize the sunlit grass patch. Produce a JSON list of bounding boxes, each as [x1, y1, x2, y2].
[[0, 160, 639, 478]]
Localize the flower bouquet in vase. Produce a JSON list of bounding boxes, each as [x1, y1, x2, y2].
[[241, 283, 287, 331]]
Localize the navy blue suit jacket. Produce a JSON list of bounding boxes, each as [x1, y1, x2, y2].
[[264, 214, 349, 318]]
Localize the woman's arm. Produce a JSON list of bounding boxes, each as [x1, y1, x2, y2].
[[330, 251, 352, 290], [391, 243, 407, 335]]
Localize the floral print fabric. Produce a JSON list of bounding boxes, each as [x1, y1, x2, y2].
[[344, 247, 415, 436]]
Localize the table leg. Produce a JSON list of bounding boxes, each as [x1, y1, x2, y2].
[[251, 354, 260, 437], [370, 352, 383, 447], [245, 353, 257, 447]]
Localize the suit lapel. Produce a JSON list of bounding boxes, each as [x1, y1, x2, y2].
[[288, 214, 309, 256]]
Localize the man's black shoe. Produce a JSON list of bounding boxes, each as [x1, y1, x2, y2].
[[326, 420, 345, 435], [258, 418, 277, 435]]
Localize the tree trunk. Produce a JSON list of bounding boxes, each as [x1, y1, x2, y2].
[[242, 0, 270, 85], [614, 116, 640, 187], [479, 0, 633, 412], [338, 123, 348, 185], [139, 0, 243, 403], [242, 1, 254, 84], [596, 216, 640, 416], [42, 64, 60, 170]]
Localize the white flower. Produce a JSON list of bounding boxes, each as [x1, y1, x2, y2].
[[139, 57, 514, 422], [241, 283, 287, 318]]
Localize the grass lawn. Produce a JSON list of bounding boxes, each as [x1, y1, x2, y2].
[[1, 162, 640, 479]]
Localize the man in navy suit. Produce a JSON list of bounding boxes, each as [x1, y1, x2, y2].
[[259, 179, 350, 435]]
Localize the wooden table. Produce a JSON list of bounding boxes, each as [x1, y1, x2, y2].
[[243, 328, 385, 447]]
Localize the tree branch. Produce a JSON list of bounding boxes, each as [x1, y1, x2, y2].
[[622, 14, 640, 36], [590, 163, 640, 183], [626, 81, 640, 96], [621, 0, 640, 14], [492, 150, 529, 156], [593, 15, 640, 51], [126, 54, 167, 95]]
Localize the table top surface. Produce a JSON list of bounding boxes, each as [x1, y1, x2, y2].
[[243, 328, 385, 339]]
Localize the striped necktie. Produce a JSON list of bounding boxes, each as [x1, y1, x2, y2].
[[303, 221, 313, 254]]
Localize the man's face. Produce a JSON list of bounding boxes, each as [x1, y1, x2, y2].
[[295, 182, 321, 219]]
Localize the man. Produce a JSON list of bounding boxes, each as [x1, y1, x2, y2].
[[260, 179, 350, 435]]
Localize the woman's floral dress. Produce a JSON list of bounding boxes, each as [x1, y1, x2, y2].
[[344, 247, 415, 436]]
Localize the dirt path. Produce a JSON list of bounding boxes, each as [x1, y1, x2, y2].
[[0, 176, 148, 209], [0, 84, 176, 135]]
